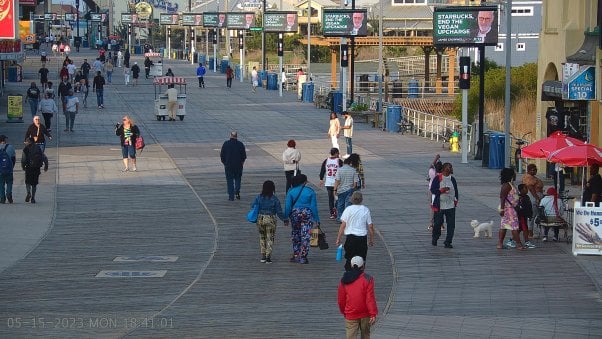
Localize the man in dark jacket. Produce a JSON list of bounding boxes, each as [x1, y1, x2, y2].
[[337, 256, 378, 338], [81, 59, 91, 79], [21, 137, 48, 204], [93, 71, 106, 109], [57, 76, 72, 113], [220, 131, 246, 201]]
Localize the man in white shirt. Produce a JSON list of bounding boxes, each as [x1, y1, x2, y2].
[[66, 62, 76, 83], [341, 111, 354, 156], [335, 191, 375, 271], [166, 84, 178, 121], [251, 66, 258, 92]]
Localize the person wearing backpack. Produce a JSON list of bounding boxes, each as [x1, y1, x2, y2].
[[21, 137, 48, 204], [0, 135, 17, 204]]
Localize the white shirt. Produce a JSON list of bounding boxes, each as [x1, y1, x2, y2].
[[438, 174, 456, 210], [343, 116, 353, 138], [65, 96, 79, 112], [251, 70, 258, 81], [340, 204, 372, 236], [324, 157, 340, 187], [282, 147, 301, 171], [67, 64, 76, 75]]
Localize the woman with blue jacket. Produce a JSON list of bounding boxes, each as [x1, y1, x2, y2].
[[285, 174, 320, 264]]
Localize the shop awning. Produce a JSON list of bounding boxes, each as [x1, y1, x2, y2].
[[566, 32, 598, 65]]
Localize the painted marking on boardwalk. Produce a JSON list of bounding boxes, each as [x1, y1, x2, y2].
[[113, 255, 179, 262], [95, 270, 168, 278]]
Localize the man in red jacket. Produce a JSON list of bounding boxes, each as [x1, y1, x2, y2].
[[337, 256, 378, 338]]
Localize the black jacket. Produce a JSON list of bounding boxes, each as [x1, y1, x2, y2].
[[220, 138, 246, 171], [115, 124, 140, 147]]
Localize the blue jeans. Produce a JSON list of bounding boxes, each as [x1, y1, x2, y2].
[[432, 208, 456, 245], [345, 137, 353, 155], [96, 89, 104, 106], [106, 71, 112, 83], [36, 143, 46, 153], [336, 189, 354, 221], [65, 111, 76, 130], [0, 172, 13, 199], [225, 168, 242, 200], [29, 99, 39, 117]]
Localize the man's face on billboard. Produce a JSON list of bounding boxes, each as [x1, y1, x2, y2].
[[287, 14, 295, 26], [352, 12, 364, 29], [478, 11, 494, 33], [246, 14, 254, 26]]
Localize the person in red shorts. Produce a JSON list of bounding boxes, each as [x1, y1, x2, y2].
[[517, 184, 536, 249]]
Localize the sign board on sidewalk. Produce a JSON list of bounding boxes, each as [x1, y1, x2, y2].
[[7, 95, 23, 122], [573, 203, 602, 256]]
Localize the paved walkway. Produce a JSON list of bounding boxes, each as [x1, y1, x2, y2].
[[0, 49, 601, 338]]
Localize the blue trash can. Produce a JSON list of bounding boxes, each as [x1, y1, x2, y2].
[[302, 82, 314, 102], [209, 57, 215, 70], [488, 133, 506, 169], [386, 105, 402, 133], [134, 45, 142, 54], [408, 79, 419, 98], [267, 73, 278, 90], [220, 60, 228, 73], [332, 91, 343, 114], [257, 70, 267, 88], [199, 54, 206, 65]]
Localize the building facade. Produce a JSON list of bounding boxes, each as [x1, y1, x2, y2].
[[536, 0, 600, 146]]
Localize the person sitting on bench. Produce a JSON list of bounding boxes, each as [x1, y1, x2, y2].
[[539, 187, 565, 242]]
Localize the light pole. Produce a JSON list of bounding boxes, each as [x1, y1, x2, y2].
[[378, 0, 383, 119], [504, 0, 512, 168]]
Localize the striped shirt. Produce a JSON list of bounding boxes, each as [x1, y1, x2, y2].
[[335, 164, 357, 194]]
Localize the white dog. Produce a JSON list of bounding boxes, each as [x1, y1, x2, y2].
[[471, 220, 493, 238]]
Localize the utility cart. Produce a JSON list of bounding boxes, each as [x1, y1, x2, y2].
[[144, 52, 163, 77], [153, 76, 187, 121]]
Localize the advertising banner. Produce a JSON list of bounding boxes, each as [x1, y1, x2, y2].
[[65, 13, 78, 22], [44, 13, 57, 21], [121, 13, 138, 24], [91, 13, 103, 22], [0, 0, 15, 39], [264, 11, 298, 33], [227, 12, 255, 30], [573, 204, 602, 256], [563, 66, 596, 101], [160, 13, 179, 25], [322, 9, 368, 37], [7, 95, 23, 122], [203, 13, 219, 27], [433, 6, 498, 46], [182, 13, 203, 26]]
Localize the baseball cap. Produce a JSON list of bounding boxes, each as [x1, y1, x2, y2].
[[350, 256, 364, 268]]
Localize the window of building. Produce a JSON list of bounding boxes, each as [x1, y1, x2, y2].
[[511, 6, 533, 16], [392, 0, 426, 5], [495, 43, 503, 51], [516, 42, 526, 51]]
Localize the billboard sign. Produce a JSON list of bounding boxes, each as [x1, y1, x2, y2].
[[65, 13, 78, 22], [203, 12, 219, 27], [182, 13, 203, 26], [264, 11, 298, 33], [0, 0, 15, 39], [44, 13, 57, 21], [121, 13, 138, 24], [160, 13, 179, 25], [322, 9, 368, 37], [227, 12, 255, 30], [91, 13, 103, 22], [433, 6, 498, 46]]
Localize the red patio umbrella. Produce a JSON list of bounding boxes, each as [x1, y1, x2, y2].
[[547, 143, 602, 167], [521, 131, 586, 159]]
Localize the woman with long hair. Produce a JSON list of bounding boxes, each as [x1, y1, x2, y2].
[[347, 153, 365, 190], [328, 112, 340, 149], [115, 115, 140, 172], [251, 180, 288, 263], [285, 174, 320, 264], [497, 167, 525, 250]]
